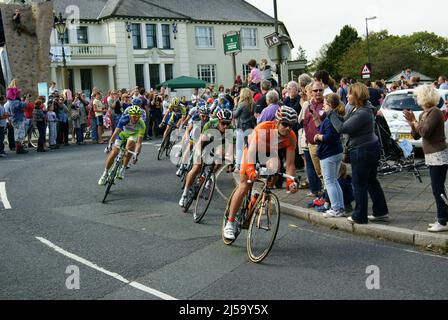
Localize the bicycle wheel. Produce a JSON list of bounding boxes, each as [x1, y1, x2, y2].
[[193, 173, 216, 223], [102, 163, 119, 203], [247, 193, 281, 263], [157, 136, 168, 160]]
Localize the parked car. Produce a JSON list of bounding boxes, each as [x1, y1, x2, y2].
[[379, 89, 448, 148]]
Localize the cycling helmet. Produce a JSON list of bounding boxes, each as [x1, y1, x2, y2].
[[198, 104, 209, 115], [128, 105, 143, 116], [275, 106, 298, 124], [171, 97, 179, 107], [132, 97, 142, 106], [216, 109, 233, 121], [207, 97, 214, 105], [197, 99, 206, 108]]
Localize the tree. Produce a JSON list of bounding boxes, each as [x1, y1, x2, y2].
[[296, 46, 308, 61], [314, 25, 360, 80], [338, 31, 448, 81]]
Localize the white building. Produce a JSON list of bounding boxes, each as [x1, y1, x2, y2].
[[48, 0, 292, 96]]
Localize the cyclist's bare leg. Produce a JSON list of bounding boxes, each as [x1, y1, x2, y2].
[[184, 163, 202, 190], [228, 174, 253, 221], [163, 124, 173, 141], [123, 140, 136, 167], [105, 147, 120, 170]]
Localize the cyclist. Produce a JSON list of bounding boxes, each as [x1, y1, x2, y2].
[[159, 97, 187, 142], [210, 93, 231, 118], [179, 109, 235, 207], [123, 97, 147, 122], [98, 106, 146, 185], [223, 106, 299, 240], [176, 103, 211, 177]]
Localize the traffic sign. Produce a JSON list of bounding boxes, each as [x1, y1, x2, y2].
[[264, 33, 281, 48], [361, 64, 372, 75], [223, 32, 241, 55]]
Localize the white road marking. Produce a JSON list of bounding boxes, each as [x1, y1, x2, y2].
[[35, 237, 178, 300], [0, 182, 12, 210]]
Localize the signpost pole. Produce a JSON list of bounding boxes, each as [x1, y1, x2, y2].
[[273, 0, 281, 88], [232, 53, 237, 83]]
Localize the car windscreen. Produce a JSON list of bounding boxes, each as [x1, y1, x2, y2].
[[382, 93, 444, 111]]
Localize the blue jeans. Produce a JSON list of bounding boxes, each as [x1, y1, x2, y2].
[[320, 153, 344, 210], [350, 142, 389, 224], [429, 165, 448, 225], [0, 126, 5, 153], [90, 118, 98, 142], [304, 149, 321, 195]]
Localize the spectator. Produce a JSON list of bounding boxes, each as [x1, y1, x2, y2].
[[69, 96, 83, 145], [389, 82, 400, 92], [218, 85, 225, 93], [365, 80, 382, 108], [0, 95, 7, 157], [338, 78, 349, 105], [303, 81, 326, 198], [312, 94, 346, 217], [93, 92, 106, 144], [12, 8, 35, 37], [328, 83, 389, 224], [47, 103, 58, 149], [33, 100, 47, 152], [76, 92, 89, 144], [438, 76, 448, 90], [7, 80, 28, 154], [4, 97, 15, 151], [56, 96, 69, 146], [257, 90, 280, 124], [314, 70, 333, 96], [191, 88, 200, 107], [49, 81, 57, 96], [254, 80, 271, 117], [247, 59, 262, 88], [234, 75, 243, 87], [404, 85, 448, 232], [233, 88, 255, 171], [23, 94, 35, 148], [402, 68, 413, 81]]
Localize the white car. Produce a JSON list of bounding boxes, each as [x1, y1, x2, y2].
[[379, 89, 448, 148]]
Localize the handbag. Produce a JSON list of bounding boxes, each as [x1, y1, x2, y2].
[[70, 108, 80, 120]]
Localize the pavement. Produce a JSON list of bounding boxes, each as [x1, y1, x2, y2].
[[273, 167, 448, 254]]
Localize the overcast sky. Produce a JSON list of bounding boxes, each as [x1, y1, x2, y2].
[[246, 0, 448, 61]]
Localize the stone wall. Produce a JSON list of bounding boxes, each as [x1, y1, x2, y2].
[[0, 0, 53, 97]]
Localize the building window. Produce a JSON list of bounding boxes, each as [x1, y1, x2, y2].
[[132, 24, 142, 49], [149, 64, 160, 89], [58, 29, 69, 44], [80, 69, 92, 97], [242, 64, 251, 80], [146, 24, 157, 49], [195, 26, 214, 48], [197, 65, 216, 84], [77, 26, 88, 44], [241, 28, 257, 48], [135, 64, 144, 88], [165, 64, 173, 81], [162, 24, 171, 49]]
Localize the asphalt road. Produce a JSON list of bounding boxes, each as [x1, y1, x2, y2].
[[1, 142, 447, 300]]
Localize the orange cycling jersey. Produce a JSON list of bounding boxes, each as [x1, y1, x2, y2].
[[240, 121, 297, 177]]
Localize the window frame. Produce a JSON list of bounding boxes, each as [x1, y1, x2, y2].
[[241, 28, 257, 49], [161, 24, 171, 49], [145, 24, 157, 49], [195, 26, 214, 48], [76, 26, 89, 44], [197, 64, 217, 84], [132, 23, 142, 49]]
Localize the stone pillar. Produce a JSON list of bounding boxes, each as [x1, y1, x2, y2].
[[50, 66, 57, 83], [159, 63, 166, 83], [143, 63, 150, 90], [108, 65, 115, 90], [157, 24, 163, 49]]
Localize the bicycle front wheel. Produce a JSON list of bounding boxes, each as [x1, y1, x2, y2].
[[102, 163, 119, 203], [247, 193, 280, 263], [193, 173, 216, 223], [157, 136, 168, 160]]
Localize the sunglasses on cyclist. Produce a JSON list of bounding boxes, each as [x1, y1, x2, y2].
[[280, 122, 294, 129], [220, 121, 232, 126], [313, 89, 324, 93]]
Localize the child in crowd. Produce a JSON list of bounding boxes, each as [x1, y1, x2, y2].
[[32, 100, 47, 152], [47, 104, 58, 149]]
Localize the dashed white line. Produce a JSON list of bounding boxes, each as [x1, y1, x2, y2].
[[0, 182, 12, 210], [35, 237, 177, 300]]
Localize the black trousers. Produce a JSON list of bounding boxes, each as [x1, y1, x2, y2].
[[37, 121, 46, 150], [57, 121, 69, 145], [429, 165, 448, 225], [7, 123, 15, 150]]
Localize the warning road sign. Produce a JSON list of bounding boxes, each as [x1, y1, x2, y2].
[[361, 64, 372, 75]]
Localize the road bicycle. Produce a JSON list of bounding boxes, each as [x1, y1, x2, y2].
[[222, 166, 300, 263], [157, 125, 178, 160], [102, 139, 138, 204]]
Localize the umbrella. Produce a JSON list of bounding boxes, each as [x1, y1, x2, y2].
[[156, 76, 208, 89]]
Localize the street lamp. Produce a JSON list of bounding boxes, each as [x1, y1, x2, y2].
[[54, 12, 68, 90], [365, 16, 377, 79]]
